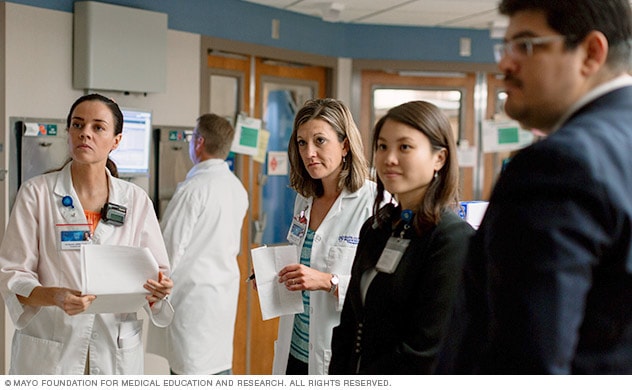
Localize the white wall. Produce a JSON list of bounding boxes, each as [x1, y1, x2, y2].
[[2, 2, 201, 374]]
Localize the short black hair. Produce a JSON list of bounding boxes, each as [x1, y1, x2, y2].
[[499, 0, 632, 70]]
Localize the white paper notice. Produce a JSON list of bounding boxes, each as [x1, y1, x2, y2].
[[251, 245, 303, 320], [24, 122, 41, 136], [81, 245, 159, 314]]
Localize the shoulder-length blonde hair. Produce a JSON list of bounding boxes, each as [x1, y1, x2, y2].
[[372, 100, 460, 234], [288, 98, 368, 198]]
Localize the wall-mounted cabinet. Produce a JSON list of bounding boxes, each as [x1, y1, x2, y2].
[[73, 1, 167, 94]]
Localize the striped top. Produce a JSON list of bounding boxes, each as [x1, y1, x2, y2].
[[289, 228, 315, 364]]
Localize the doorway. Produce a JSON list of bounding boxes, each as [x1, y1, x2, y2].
[[203, 49, 328, 374]]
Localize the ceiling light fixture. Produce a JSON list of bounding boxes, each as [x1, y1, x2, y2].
[[489, 19, 508, 39], [322, 2, 345, 22]]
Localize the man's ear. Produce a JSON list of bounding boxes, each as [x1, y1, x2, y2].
[[194, 134, 207, 157], [581, 30, 608, 76]]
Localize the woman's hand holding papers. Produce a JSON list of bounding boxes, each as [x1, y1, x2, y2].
[[16, 286, 96, 315], [54, 288, 97, 315], [144, 271, 173, 305]]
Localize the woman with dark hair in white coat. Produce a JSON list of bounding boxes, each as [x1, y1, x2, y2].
[[0, 94, 173, 374]]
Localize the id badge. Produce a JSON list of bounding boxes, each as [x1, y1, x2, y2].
[[287, 220, 306, 245], [375, 237, 410, 274], [56, 223, 92, 251]]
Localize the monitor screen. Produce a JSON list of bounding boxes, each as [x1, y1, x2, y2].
[[110, 108, 152, 175]]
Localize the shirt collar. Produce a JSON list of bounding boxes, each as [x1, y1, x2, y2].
[[186, 158, 226, 179], [551, 74, 632, 132]]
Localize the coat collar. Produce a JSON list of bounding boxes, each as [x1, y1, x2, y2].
[[303, 180, 368, 208], [185, 159, 227, 180], [52, 162, 129, 240], [301, 184, 360, 225]]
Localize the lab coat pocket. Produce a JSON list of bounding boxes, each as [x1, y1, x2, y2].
[[326, 246, 357, 274], [10, 332, 62, 374], [117, 319, 143, 349], [115, 319, 144, 374]]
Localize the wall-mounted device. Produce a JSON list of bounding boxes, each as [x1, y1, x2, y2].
[[73, 1, 167, 93], [9, 117, 68, 210]]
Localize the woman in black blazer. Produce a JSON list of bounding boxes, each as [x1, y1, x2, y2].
[[329, 101, 474, 374]]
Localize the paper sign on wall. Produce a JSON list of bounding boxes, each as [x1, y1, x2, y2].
[[457, 140, 477, 168], [24, 122, 58, 137], [253, 129, 270, 164], [267, 151, 289, 176], [231, 115, 262, 156], [482, 119, 535, 153]]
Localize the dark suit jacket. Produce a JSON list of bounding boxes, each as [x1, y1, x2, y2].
[[329, 207, 474, 374], [437, 85, 632, 374]]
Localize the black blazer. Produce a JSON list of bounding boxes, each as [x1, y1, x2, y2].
[[437, 85, 632, 374], [329, 207, 474, 374]]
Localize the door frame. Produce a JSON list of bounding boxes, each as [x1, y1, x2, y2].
[[358, 69, 478, 201], [200, 35, 333, 375], [352, 59, 497, 201], [201, 36, 337, 115]]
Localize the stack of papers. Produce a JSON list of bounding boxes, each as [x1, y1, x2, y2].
[[81, 245, 159, 314], [250, 245, 303, 320]]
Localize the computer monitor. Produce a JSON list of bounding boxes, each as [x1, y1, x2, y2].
[[109, 108, 152, 176]]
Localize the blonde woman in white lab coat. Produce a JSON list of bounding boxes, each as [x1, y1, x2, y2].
[[0, 94, 173, 374], [272, 98, 376, 375]]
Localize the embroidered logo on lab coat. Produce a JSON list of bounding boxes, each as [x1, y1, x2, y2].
[[337, 235, 359, 245]]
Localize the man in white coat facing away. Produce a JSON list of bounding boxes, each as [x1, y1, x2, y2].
[[148, 113, 248, 374]]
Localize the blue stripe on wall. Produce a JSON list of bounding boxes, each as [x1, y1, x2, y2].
[[6, 0, 497, 63]]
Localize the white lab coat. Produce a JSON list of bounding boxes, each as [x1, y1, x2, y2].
[[0, 163, 172, 375], [272, 180, 376, 375], [146, 159, 248, 374]]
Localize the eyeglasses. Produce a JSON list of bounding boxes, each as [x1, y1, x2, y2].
[[185, 131, 199, 142], [494, 35, 569, 62]]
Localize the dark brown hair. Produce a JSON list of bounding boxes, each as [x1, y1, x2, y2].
[[372, 101, 460, 234], [66, 93, 124, 177]]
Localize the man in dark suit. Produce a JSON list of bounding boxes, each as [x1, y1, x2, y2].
[[437, 0, 632, 374]]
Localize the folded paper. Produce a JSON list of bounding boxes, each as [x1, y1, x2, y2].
[[81, 245, 159, 314]]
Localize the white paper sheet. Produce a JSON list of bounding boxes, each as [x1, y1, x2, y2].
[[81, 245, 159, 314], [251, 245, 303, 320]]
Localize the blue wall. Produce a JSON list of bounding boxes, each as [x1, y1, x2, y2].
[[7, 0, 497, 63]]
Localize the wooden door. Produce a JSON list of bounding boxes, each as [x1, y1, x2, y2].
[[249, 58, 327, 374], [206, 52, 328, 374], [206, 52, 252, 375]]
